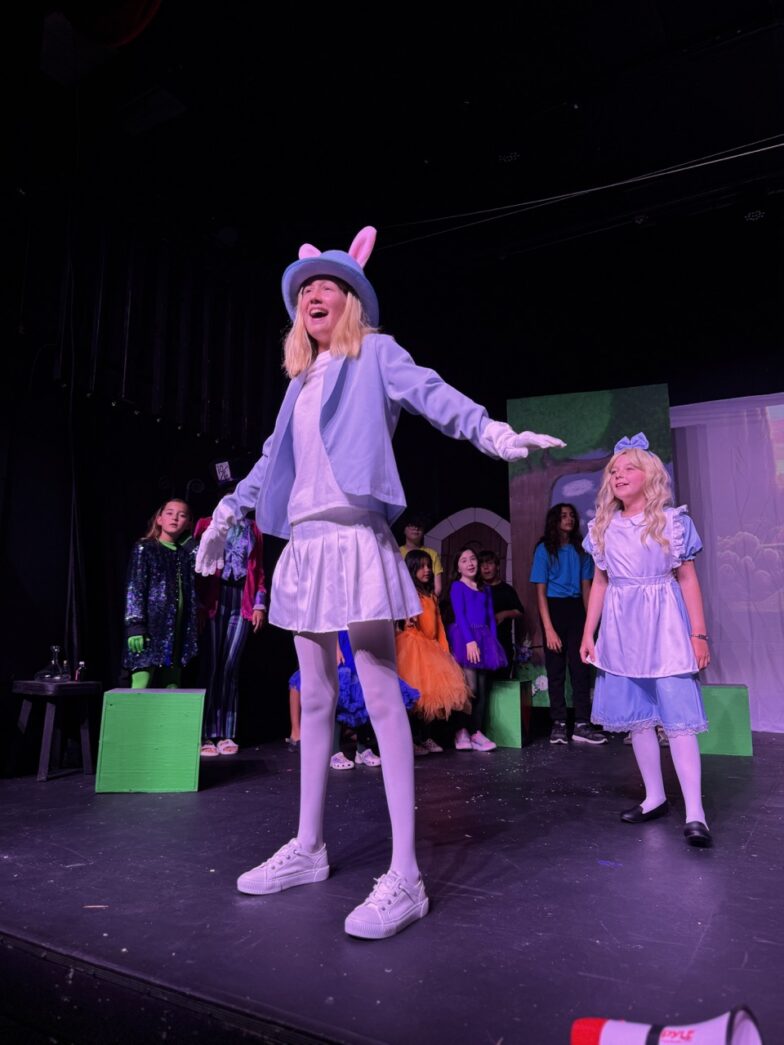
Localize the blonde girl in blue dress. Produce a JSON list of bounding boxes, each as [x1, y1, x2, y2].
[[579, 434, 713, 848]]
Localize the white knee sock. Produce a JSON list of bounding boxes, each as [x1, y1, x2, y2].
[[349, 619, 420, 884], [631, 727, 667, 812], [668, 733, 707, 825]]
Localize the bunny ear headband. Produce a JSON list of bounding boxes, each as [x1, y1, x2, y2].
[[281, 226, 380, 325], [613, 432, 650, 454]]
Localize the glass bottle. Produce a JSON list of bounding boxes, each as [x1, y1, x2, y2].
[[34, 645, 63, 680]]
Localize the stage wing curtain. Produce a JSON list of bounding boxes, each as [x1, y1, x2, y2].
[[671, 393, 784, 733]]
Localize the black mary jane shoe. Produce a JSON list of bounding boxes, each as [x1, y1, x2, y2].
[[620, 799, 669, 824], [683, 821, 713, 848]]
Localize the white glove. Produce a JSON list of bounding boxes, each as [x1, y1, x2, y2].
[[479, 421, 566, 461], [195, 499, 236, 576]]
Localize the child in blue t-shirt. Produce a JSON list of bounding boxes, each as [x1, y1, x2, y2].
[[530, 503, 605, 745]]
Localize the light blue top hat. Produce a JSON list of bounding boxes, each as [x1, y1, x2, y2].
[[281, 226, 380, 326]]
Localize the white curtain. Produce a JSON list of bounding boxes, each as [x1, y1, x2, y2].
[[671, 393, 784, 733]]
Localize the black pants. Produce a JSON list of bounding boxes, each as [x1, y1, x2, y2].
[[543, 597, 592, 723], [334, 722, 376, 756], [454, 668, 490, 733]]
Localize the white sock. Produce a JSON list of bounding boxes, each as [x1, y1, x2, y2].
[[630, 727, 667, 812], [668, 732, 707, 825], [293, 631, 339, 852], [349, 620, 420, 885]]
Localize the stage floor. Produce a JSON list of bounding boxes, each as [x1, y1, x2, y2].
[[1, 733, 782, 1044]]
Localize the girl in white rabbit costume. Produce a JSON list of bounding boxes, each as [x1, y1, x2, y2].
[[196, 227, 564, 938]]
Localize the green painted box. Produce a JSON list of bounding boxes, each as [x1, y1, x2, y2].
[[516, 663, 575, 708], [95, 688, 205, 793], [698, 684, 753, 757], [486, 680, 527, 748]]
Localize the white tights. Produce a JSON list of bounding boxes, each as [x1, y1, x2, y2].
[[631, 727, 707, 825], [293, 619, 420, 883]]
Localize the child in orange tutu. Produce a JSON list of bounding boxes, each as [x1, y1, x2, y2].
[[396, 550, 471, 753]]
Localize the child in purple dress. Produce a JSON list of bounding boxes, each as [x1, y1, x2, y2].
[[580, 433, 712, 848], [448, 546, 506, 751]]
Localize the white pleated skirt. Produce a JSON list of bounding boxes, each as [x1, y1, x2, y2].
[[269, 509, 423, 634]]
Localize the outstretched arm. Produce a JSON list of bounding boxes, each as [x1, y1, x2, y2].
[[479, 422, 565, 461], [377, 338, 564, 460], [195, 435, 272, 576]]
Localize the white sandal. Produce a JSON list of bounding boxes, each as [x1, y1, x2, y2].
[[330, 751, 355, 770]]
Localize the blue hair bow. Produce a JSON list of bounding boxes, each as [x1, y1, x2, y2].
[[614, 432, 649, 454]]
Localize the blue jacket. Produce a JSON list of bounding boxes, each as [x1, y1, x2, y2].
[[223, 333, 493, 539]]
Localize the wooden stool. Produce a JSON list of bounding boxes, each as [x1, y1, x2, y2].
[[12, 680, 101, 782]]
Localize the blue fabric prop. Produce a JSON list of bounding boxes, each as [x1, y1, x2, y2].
[[288, 631, 419, 727]]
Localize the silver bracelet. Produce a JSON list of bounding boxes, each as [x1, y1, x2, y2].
[[690, 633, 709, 641]]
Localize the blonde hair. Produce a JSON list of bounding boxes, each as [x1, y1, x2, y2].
[[143, 499, 192, 541], [591, 448, 672, 555], [282, 288, 376, 378]]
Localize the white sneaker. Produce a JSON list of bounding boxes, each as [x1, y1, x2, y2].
[[422, 738, 443, 754], [355, 748, 382, 767], [454, 728, 472, 751], [413, 743, 430, 757], [470, 730, 497, 751], [236, 839, 330, 895], [344, 871, 429, 940]]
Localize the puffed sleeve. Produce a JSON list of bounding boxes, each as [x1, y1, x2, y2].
[[671, 506, 703, 567], [582, 521, 607, 572]]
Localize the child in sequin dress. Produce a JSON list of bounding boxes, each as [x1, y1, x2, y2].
[[123, 499, 198, 689], [580, 434, 713, 848]]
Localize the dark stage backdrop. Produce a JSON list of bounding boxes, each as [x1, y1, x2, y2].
[[3, 192, 783, 744]]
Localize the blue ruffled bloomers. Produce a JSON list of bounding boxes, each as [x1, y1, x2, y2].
[[591, 670, 709, 736]]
